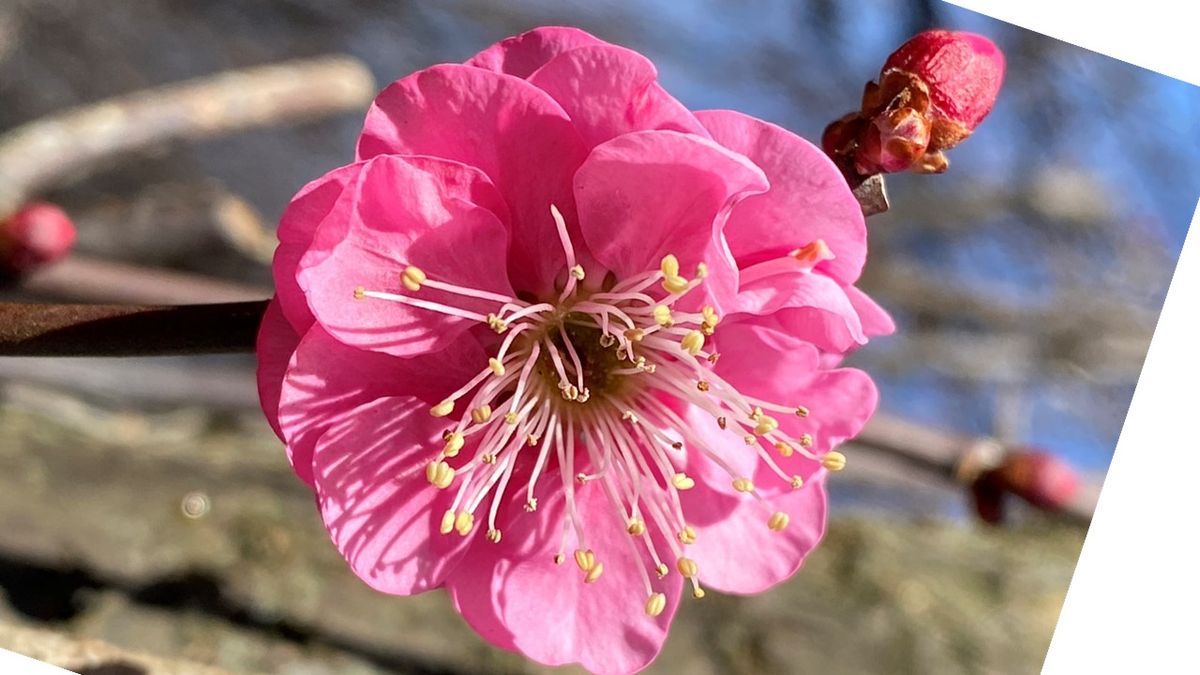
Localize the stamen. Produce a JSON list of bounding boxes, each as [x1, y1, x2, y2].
[[822, 451, 847, 471]]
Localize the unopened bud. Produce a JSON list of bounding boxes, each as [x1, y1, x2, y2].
[[0, 202, 76, 275]]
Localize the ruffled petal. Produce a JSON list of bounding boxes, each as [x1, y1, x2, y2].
[[357, 64, 589, 295], [312, 395, 474, 594], [676, 400, 828, 594], [446, 467, 682, 675], [275, 163, 366, 333], [278, 325, 484, 487], [574, 130, 768, 310], [845, 284, 896, 338], [297, 155, 513, 358], [466, 26, 608, 78], [697, 110, 867, 285], [255, 297, 299, 441], [728, 264, 867, 353], [527, 44, 709, 149]]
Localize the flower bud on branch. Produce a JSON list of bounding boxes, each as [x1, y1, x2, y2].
[[823, 30, 1005, 180], [0, 202, 76, 277]]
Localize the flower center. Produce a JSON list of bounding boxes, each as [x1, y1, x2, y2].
[[351, 205, 846, 614]]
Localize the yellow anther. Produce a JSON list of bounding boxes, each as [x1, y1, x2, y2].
[[696, 381, 710, 392], [486, 313, 508, 334], [575, 472, 588, 483], [692, 586, 706, 599], [570, 264, 586, 280], [790, 239, 835, 268], [553, 553, 565, 565], [680, 330, 705, 356], [439, 509, 455, 535], [660, 254, 680, 278], [442, 432, 465, 458], [743, 434, 757, 445], [504, 411, 519, 425], [488, 357, 506, 376], [353, 286, 366, 300], [627, 518, 646, 536], [750, 406, 764, 420], [678, 526, 697, 545], [486, 528, 502, 543], [574, 549, 596, 573], [774, 441, 795, 457], [800, 433, 814, 448], [624, 328, 645, 342], [701, 305, 720, 326], [701, 322, 716, 336], [795, 405, 810, 418], [671, 473, 695, 490], [430, 400, 454, 418], [732, 477, 755, 493], [584, 562, 605, 583], [768, 512, 790, 531], [645, 592, 667, 617], [662, 274, 689, 294], [790, 475, 805, 489], [454, 510, 474, 536], [822, 451, 847, 472], [525, 497, 538, 512], [676, 557, 699, 578], [695, 261, 709, 278], [526, 434, 539, 446], [426, 461, 455, 489], [754, 415, 779, 436], [401, 265, 427, 292], [471, 405, 493, 424], [655, 563, 669, 578], [653, 305, 674, 327], [481, 453, 496, 465]]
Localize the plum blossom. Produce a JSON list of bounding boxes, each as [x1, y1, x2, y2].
[[257, 26, 891, 674]]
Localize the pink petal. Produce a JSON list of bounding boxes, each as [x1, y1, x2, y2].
[[466, 26, 608, 78], [278, 325, 484, 487], [297, 155, 513, 358], [845, 284, 896, 337], [697, 110, 867, 285], [312, 395, 473, 594], [681, 444, 830, 590], [574, 130, 768, 309], [256, 297, 299, 441], [357, 64, 589, 294], [527, 44, 709, 149], [275, 163, 365, 333], [446, 471, 682, 674], [728, 265, 867, 353]]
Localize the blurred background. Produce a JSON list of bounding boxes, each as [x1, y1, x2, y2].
[[1, 0, 1197, 673]]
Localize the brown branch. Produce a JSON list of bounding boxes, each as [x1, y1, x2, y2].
[[0, 301, 267, 356], [0, 55, 376, 217]]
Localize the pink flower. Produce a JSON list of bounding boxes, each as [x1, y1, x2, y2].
[[257, 27, 891, 674]]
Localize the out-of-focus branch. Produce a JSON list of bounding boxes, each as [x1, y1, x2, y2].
[[0, 301, 267, 356], [18, 254, 271, 304], [0, 55, 376, 218]]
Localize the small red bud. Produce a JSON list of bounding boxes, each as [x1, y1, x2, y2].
[[0, 202, 77, 275], [823, 29, 1005, 179], [997, 449, 1080, 512], [883, 30, 1006, 143]]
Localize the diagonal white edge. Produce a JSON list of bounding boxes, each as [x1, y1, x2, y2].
[[941, 1, 1200, 671], [945, 0, 1200, 86], [0, 648, 77, 674]]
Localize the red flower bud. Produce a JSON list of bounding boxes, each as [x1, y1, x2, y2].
[[0, 202, 77, 275], [970, 448, 1080, 524], [883, 30, 1005, 143], [823, 29, 1005, 179]]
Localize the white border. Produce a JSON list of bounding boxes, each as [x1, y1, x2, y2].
[[0, 648, 75, 674], [946, 0, 1200, 85], [947, 1, 1200, 672]]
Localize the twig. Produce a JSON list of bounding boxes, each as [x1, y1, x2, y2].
[[0, 55, 376, 218], [18, 254, 271, 304], [0, 301, 267, 356]]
